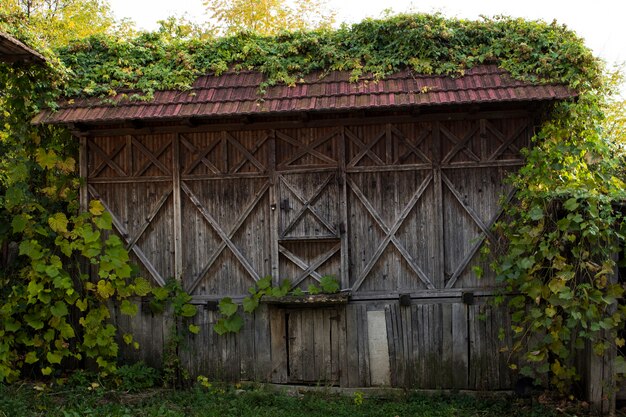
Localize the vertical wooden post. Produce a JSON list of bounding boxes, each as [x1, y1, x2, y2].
[[79, 135, 89, 213], [339, 126, 350, 290], [172, 133, 183, 281], [268, 130, 280, 284], [432, 121, 445, 289]]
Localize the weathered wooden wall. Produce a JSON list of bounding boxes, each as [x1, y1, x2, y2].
[[82, 110, 531, 389]]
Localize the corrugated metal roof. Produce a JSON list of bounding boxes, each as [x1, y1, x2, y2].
[[33, 65, 575, 125], [0, 32, 46, 64]]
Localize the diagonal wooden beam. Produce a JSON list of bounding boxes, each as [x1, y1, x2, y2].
[[231, 134, 269, 174], [224, 131, 267, 173], [349, 172, 435, 291], [87, 185, 166, 287], [182, 182, 268, 291], [90, 141, 126, 177], [278, 245, 324, 283], [276, 129, 339, 167], [125, 189, 173, 251], [285, 242, 341, 288], [180, 134, 221, 175], [134, 138, 172, 177], [392, 125, 432, 165], [184, 181, 270, 293], [445, 188, 515, 289], [440, 124, 481, 164], [441, 173, 497, 242], [487, 121, 527, 161], [345, 128, 386, 167], [279, 174, 337, 237]]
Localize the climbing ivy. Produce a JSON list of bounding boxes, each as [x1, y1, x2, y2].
[[2, 12, 624, 392], [53, 14, 600, 99]]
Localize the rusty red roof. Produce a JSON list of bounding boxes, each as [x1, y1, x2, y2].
[[33, 65, 575, 125], [0, 32, 46, 64]]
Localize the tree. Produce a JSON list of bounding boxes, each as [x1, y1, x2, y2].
[[204, 0, 335, 36], [0, 0, 127, 48]]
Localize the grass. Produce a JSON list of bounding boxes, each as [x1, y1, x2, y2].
[[0, 382, 563, 417]]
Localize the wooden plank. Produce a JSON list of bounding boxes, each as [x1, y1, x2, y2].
[[345, 304, 359, 387], [253, 303, 271, 381], [79, 136, 89, 212], [452, 303, 469, 389], [433, 122, 445, 289], [172, 133, 183, 279], [269, 307, 287, 383]]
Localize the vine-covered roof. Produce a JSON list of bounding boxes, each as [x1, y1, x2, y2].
[[0, 31, 46, 64], [33, 65, 575, 124]]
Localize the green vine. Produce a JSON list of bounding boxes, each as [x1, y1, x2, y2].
[[52, 14, 600, 99], [214, 275, 340, 335], [2, 12, 624, 394]]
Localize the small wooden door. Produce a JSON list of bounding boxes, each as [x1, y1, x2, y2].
[[286, 307, 344, 384]]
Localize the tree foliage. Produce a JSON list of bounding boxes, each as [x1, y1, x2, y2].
[[204, 0, 335, 36], [0, 0, 122, 48]]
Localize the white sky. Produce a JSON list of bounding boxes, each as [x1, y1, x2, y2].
[[108, 0, 626, 70]]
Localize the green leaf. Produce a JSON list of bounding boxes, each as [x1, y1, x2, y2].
[[123, 333, 133, 344], [120, 300, 138, 316], [133, 277, 152, 296], [224, 314, 244, 333], [93, 212, 112, 230], [89, 200, 105, 216], [46, 351, 62, 365], [218, 298, 238, 317], [188, 324, 200, 334], [41, 367, 52, 376], [529, 205, 544, 220], [257, 275, 272, 290], [179, 303, 197, 318], [50, 301, 68, 317], [48, 213, 69, 234], [96, 280, 115, 299], [319, 275, 340, 293], [242, 296, 259, 313], [24, 314, 44, 330], [25, 352, 38, 364], [563, 198, 579, 211], [11, 214, 28, 233]]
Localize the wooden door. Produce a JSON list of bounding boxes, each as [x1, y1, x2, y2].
[[286, 307, 344, 384], [274, 127, 346, 290], [179, 130, 273, 297]]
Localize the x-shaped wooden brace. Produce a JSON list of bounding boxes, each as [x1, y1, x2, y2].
[[90, 141, 126, 177], [87, 184, 170, 287], [180, 134, 221, 175], [279, 173, 337, 238], [228, 132, 269, 174], [279, 242, 341, 288], [346, 128, 386, 167], [442, 175, 515, 288], [223, 132, 267, 173], [276, 129, 339, 168], [487, 121, 528, 161], [349, 172, 436, 291], [182, 181, 270, 293], [441, 124, 481, 164], [392, 125, 432, 165], [132, 137, 171, 176]]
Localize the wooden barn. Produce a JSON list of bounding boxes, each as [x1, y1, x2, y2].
[[35, 65, 576, 390]]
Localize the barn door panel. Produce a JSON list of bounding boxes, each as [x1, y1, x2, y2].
[[286, 307, 343, 384], [347, 170, 436, 293], [179, 131, 272, 296], [275, 127, 344, 288], [439, 117, 529, 289], [87, 134, 175, 287]]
